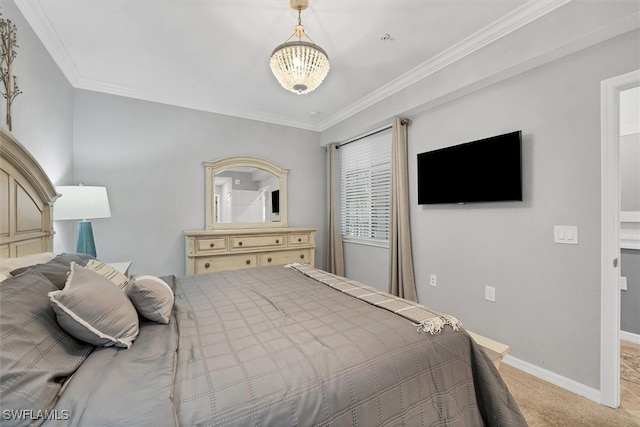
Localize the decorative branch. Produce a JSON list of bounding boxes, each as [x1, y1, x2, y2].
[[0, 9, 21, 131]]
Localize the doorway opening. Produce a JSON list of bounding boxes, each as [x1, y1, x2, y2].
[[600, 70, 640, 407]]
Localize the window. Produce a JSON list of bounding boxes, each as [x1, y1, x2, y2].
[[339, 129, 392, 245]]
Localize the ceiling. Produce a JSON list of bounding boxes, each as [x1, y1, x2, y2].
[[17, 0, 576, 131]]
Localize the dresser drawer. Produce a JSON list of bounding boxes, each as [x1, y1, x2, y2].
[[231, 235, 285, 250], [260, 249, 311, 266], [195, 254, 257, 273], [288, 233, 310, 246], [195, 237, 227, 253], [185, 227, 316, 275]]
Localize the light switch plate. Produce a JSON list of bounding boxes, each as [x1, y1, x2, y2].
[[620, 276, 628, 291], [554, 226, 578, 244], [485, 286, 496, 302]]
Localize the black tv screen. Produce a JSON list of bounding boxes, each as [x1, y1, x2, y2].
[[417, 130, 522, 204], [271, 190, 280, 213]]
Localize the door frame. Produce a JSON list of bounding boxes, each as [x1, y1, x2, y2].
[[600, 69, 639, 407]]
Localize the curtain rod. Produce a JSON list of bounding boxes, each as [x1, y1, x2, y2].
[[335, 118, 409, 149], [336, 124, 391, 149]]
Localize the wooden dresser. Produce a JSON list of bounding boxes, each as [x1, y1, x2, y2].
[[185, 227, 316, 275]]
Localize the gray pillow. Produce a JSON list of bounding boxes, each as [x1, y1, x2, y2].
[[48, 263, 139, 348], [127, 275, 174, 324], [10, 253, 95, 289], [0, 271, 94, 423]]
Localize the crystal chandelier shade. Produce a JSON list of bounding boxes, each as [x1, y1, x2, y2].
[[269, 1, 330, 95], [270, 41, 330, 95]]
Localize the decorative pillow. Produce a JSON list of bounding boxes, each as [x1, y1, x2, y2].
[[127, 275, 174, 324], [0, 252, 56, 281], [10, 252, 95, 289], [0, 270, 94, 418], [48, 263, 139, 348], [84, 259, 130, 290]]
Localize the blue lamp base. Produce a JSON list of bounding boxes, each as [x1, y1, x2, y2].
[[76, 220, 97, 258]]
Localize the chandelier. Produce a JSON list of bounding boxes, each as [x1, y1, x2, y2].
[[269, 0, 330, 95]]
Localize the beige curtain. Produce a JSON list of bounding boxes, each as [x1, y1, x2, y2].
[[389, 118, 418, 301], [326, 143, 345, 276]]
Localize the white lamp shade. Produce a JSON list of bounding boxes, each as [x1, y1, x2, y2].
[[54, 186, 111, 220]]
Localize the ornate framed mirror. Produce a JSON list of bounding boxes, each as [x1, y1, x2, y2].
[[204, 156, 289, 229]]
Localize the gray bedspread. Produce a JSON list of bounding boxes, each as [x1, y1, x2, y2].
[[46, 265, 526, 426]]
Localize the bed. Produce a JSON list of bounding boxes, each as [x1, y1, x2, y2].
[[0, 127, 527, 426], [0, 128, 58, 258]]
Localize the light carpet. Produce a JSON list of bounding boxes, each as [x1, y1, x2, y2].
[[622, 349, 640, 385], [500, 363, 640, 427]]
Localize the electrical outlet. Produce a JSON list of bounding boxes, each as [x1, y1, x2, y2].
[[430, 274, 437, 287], [485, 286, 496, 302]]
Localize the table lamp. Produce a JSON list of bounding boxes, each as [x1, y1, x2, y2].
[[54, 185, 111, 258]]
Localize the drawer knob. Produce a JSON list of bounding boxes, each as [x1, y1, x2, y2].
[[298, 238, 302, 242], [267, 257, 272, 263], [300, 254, 305, 259], [246, 259, 251, 265], [204, 262, 211, 268], [276, 239, 279, 244], [239, 241, 243, 246], [209, 243, 215, 248]]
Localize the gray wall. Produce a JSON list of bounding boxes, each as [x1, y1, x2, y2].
[[216, 171, 260, 191], [0, 3, 327, 270], [407, 38, 628, 389], [322, 29, 640, 391], [620, 132, 639, 335], [621, 133, 639, 211], [0, 1, 76, 252], [343, 242, 389, 292], [69, 90, 325, 277], [621, 249, 640, 335]]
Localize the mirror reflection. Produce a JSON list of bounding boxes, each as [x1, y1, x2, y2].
[[213, 167, 280, 224]]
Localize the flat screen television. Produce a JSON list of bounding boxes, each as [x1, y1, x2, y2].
[[271, 190, 280, 214], [417, 130, 522, 204]]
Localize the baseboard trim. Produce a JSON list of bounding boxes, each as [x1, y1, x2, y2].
[[620, 330, 640, 344], [502, 355, 601, 404]]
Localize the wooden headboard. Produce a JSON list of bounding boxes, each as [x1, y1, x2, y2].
[[0, 127, 59, 257]]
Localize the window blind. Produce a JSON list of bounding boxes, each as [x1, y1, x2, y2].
[[339, 129, 392, 243]]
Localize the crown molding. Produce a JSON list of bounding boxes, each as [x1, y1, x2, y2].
[[317, 0, 572, 131], [15, 0, 322, 130], [73, 77, 324, 131], [20, 0, 622, 134], [15, 0, 81, 85]]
